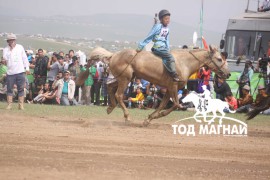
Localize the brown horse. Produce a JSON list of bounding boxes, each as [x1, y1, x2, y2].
[[77, 46, 230, 125]]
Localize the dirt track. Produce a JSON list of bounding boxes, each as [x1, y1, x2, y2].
[[0, 111, 270, 180]]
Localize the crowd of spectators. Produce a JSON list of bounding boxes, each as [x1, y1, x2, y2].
[[0, 36, 270, 116]]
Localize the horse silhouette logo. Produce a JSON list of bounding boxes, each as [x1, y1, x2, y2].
[[173, 87, 247, 136], [181, 87, 235, 125]]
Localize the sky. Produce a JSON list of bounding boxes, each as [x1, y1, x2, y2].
[[0, 0, 260, 33]]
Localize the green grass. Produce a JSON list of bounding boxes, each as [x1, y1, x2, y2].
[[0, 102, 269, 127]]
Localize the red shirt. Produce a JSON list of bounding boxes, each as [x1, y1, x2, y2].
[[267, 48, 270, 57], [198, 69, 211, 85], [226, 97, 238, 110]]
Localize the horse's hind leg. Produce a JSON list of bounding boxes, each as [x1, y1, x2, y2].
[[154, 87, 180, 119], [107, 81, 118, 114], [115, 78, 131, 122], [145, 91, 170, 124]]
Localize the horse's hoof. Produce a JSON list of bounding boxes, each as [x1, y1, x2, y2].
[[107, 107, 112, 114], [125, 120, 132, 125], [143, 120, 150, 127]]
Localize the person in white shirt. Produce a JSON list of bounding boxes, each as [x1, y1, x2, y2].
[[2, 33, 30, 110]]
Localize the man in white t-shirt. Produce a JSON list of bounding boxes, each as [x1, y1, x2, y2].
[[2, 33, 30, 110]]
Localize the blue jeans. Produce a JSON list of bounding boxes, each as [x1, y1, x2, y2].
[[6, 73, 25, 97], [262, 108, 270, 115], [60, 94, 78, 106], [151, 48, 177, 75]]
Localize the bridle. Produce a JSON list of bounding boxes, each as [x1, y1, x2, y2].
[[189, 50, 227, 77]]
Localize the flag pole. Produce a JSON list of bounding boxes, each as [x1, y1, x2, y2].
[[200, 0, 204, 48]]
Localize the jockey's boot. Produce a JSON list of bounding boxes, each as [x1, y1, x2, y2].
[[18, 96, 25, 110], [172, 74, 180, 82], [6, 96, 13, 110]]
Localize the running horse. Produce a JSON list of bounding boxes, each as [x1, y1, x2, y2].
[[77, 46, 230, 126]]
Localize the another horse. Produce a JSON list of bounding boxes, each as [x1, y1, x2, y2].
[[182, 92, 235, 124], [77, 46, 230, 126]]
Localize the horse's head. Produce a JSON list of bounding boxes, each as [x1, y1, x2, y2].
[[207, 45, 230, 79]]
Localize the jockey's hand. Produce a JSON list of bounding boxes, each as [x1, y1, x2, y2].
[[136, 49, 142, 53], [25, 71, 31, 75]]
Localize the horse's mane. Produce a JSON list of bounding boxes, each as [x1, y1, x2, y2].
[[89, 47, 113, 60]]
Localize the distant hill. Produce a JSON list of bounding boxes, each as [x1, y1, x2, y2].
[[0, 14, 222, 46]]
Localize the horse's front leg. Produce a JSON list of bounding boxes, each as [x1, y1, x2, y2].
[[144, 92, 170, 126], [115, 79, 131, 122], [156, 86, 182, 118]]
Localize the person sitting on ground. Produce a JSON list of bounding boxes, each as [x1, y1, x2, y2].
[[28, 82, 50, 104], [143, 83, 158, 108], [237, 85, 267, 113], [54, 70, 77, 106], [225, 91, 238, 112], [214, 76, 231, 101], [128, 87, 145, 108], [236, 85, 253, 112], [152, 87, 173, 109], [136, 9, 180, 82]]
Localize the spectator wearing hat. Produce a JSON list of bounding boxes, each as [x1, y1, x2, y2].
[[34, 48, 49, 95], [54, 70, 77, 106], [236, 85, 253, 112], [2, 33, 30, 110], [237, 85, 267, 113], [237, 60, 254, 98]]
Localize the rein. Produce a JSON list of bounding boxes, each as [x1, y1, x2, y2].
[[189, 51, 226, 75], [110, 52, 138, 80]]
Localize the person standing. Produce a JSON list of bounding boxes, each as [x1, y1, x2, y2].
[[47, 52, 59, 90], [237, 60, 254, 98], [2, 33, 30, 110], [34, 49, 49, 93]]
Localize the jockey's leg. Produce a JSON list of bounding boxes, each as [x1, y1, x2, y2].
[[152, 48, 179, 81], [107, 81, 118, 114], [115, 79, 131, 122]]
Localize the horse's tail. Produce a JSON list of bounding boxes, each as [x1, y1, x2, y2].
[[76, 69, 89, 86], [89, 47, 114, 64]]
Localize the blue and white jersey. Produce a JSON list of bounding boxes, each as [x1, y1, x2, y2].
[[137, 23, 170, 51]]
